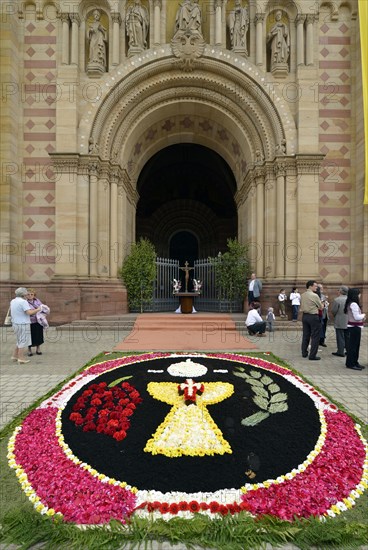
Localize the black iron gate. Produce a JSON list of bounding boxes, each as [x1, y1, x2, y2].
[[194, 258, 243, 312], [152, 257, 180, 312], [149, 257, 243, 313]]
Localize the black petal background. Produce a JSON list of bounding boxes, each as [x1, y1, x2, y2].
[[61, 356, 320, 493]]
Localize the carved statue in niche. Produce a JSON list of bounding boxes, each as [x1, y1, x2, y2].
[[267, 10, 290, 76], [228, 0, 249, 55], [126, 0, 149, 57], [171, 0, 205, 71], [87, 9, 107, 74], [174, 0, 203, 39]]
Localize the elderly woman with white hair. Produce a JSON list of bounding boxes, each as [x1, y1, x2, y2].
[[10, 287, 42, 364]]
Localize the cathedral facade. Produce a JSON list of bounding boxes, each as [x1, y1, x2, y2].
[[1, 0, 367, 322]]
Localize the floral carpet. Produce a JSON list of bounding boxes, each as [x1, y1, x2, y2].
[[8, 352, 368, 526]]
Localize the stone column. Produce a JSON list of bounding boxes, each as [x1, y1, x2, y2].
[[111, 12, 121, 65], [77, 170, 89, 277], [51, 156, 79, 278], [264, 165, 276, 278], [275, 162, 286, 278], [89, 162, 99, 277], [117, 183, 126, 267], [70, 14, 80, 65], [255, 168, 265, 276], [215, 0, 222, 46], [306, 14, 315, 66], [285, 165, 298, 280], [61, 13, 70, 65], [296, 14, 305, 66], [110, 170, 119, 277], [153, 0, 161, 46], [295, 156, 324, 278], [98, 175, 110, 277], [255, 13, 264, 66]]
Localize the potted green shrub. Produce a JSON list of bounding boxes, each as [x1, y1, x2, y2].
[[119, 238, 157, 312], [210, 238, 249, 312]]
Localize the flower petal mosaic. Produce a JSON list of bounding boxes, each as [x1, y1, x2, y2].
[[8, 353, 368, 525]]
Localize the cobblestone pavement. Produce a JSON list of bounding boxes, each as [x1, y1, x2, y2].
[[1, 322, 367, 429]]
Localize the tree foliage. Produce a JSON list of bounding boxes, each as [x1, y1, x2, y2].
[[119, 238, 157, 311], [210, 238, 249, 302]]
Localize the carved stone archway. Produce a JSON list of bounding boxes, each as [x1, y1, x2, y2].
[[51, 48, 323, 317]]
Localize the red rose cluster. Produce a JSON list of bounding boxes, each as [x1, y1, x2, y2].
[[69, 381, 142, 441], [137, 499, 246, 516]]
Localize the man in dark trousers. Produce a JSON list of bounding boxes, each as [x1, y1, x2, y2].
[[300, 280, 323, 361], [247, 272, 262, 305], [331, 285, 349, 357]]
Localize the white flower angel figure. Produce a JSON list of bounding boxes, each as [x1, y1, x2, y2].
[[144, 380, 234, 457]]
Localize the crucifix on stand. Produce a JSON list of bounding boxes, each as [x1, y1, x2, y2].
[[179, 261, 194, 292]]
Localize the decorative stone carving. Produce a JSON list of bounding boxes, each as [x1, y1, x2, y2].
[[171, 33, 205, 71], [88, 138, 99, 154], [228, 0, 249, 56], [330, 3, 339, 20], [267, 10, 289, 77], [126, 0, 149, 57], [295, 154, 325, 176], [274, 161, 287, 177], [275, 139, 286, 156], [254, 166, 266, 182], [88, 161, 99, 176], [171, 0, 205, 71], [112, 12, 122, 25], [110, 167, 120, 184], [255, 149, 264, 165], [87, 9, 107, 77], [174, 0, 203, 39]]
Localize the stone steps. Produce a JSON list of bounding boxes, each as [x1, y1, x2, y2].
[[56, 313, 301, 332]]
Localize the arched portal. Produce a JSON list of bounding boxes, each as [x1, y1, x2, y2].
[[136, 143, 237, 261]]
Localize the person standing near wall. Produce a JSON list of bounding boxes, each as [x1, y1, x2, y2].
[[331, 285, 349, 358], [247, 273, 262, 306], [289, 286, 301, 321], [344, 288, 366, 371], [300, 280, 323, 361], [278, 288, 287, 318], [10, 288, 42, 364], [266, 306, 275, 332], [316, 283, 329, 347], [27, 289, 49, 356]]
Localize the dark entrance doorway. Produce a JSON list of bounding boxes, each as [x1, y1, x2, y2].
[[169, 231, 198, 266], [136, 143, 237, 260]]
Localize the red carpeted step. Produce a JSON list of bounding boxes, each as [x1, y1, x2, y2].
[[113, 313, 258, 351]]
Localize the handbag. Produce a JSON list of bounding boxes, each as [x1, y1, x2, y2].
[[4, 307, 12, 326]]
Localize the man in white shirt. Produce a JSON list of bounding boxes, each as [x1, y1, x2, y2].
[[245, 302, 266, 336]]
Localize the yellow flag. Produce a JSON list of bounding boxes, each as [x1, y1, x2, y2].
[[359, 0, 368, 204]]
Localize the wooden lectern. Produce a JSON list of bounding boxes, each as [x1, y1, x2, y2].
[[175, 292, 200, 314]]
